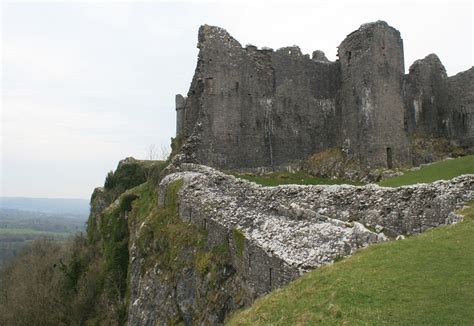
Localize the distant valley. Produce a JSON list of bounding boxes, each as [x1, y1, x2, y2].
[[0, 197, 89, 265]]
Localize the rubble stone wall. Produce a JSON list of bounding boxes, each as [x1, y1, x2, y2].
[[158, 164, 473, 295]]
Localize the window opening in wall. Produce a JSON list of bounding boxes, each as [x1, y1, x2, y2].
[[269, 267, 273, 287], [347, 51, 352, 64], [203, 219, 207, 230], [248, 253, 251, 268], [386, 147, 393, 169]]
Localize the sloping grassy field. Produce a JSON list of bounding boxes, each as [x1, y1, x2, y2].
[[227, 202, 474, 325], [379, 155, 474, 187]]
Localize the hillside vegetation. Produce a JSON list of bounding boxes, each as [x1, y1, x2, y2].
[[0, 159, 167, 325], [228, 202, 474, 325]]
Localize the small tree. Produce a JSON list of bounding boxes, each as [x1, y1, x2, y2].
[[147, 143, 170, 161]]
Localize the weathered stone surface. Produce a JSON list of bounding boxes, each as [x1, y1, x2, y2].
[[179, 25, 341, 170], [164, 163, 471, 284], [338, 21, 410, 169], [442, 67, 474, 150], [128, 226, 248, 326], [405, 55, 474, 154], [176, 94, 186, 137], [312, 50, 329, 62], [405, 54, 447, 136], [126, 162, 472, 324], [175, 21, 473, 173]]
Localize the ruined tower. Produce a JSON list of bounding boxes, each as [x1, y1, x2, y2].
[[338, 21, 411, 169]]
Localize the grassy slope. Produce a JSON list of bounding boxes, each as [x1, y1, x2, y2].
[[228, 203, 474, 325], [379, 155, 474, 187]]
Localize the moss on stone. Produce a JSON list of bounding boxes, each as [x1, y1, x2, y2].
[[232, 228, 245, 257], [195, 252, 213, 275], [136, 178, 209, 275]]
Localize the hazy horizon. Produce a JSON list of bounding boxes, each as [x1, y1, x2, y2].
[[0, 196, 90, 215], [2, 1, 472, 198]]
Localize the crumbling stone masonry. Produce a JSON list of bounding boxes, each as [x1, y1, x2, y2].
[[175, 21, 473, 171], [160, 164, 472, 295], [126, 162, 472, 324]]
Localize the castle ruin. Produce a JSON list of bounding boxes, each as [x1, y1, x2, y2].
[[174, 21, 473, 172]]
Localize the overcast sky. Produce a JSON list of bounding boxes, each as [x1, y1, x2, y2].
[[1, 1, 472, 199]]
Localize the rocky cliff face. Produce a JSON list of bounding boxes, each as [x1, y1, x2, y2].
[[85, 158, 472, 324], [122, 163, 472, 324]]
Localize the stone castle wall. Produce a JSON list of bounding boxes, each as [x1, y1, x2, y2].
[[158, 164, 472, 297], [404, 55, 474, 149], [178, 25, 341, 169], [175, 21, 474, 172]]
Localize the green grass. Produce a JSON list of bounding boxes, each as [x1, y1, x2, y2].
[[227, 202, 474, 325], [379, 155, 474, 187], [233, 155, 473, 188], [233, 171, 360, 187], [232, 228, 245, 257]]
